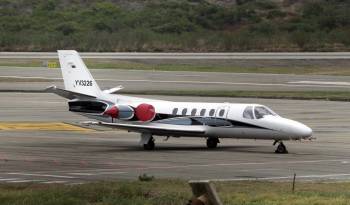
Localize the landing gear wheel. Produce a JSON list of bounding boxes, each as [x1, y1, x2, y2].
[[275, 142, 288, 154], [206, 137, 219, 149], [143, 137, 155, 150]]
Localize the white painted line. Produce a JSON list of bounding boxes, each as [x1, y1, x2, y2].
[[69, 172, 126, 176], [98, 79, 350, 88], [2, 75, 350, 89], [0, 75, 61, 80], [7, 173, 76, 179], [239, 168, 281, 172], [45, 159, 347, 173], [8, 180, 42, 183], [137, 159, 348, 171], [93, 171, 127, 175], [68, 173, 96, 176], [0, 178, 20, 181], [208, 173, 350, 182], [289, 81, 350, 86]]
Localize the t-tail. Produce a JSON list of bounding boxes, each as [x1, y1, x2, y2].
[[58, 50, 102, 97]]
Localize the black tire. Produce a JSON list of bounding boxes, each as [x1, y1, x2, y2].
[[206, 138, 219, 149], [275, 143, 288, 154], [144, 139, 155, 150]]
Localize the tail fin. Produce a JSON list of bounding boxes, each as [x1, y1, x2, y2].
[[58, 50, 101, 97]]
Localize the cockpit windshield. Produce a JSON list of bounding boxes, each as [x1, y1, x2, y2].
[[243, 106, 254, 119], [243, 106, 277, 119], [254, 106, 276, 119]]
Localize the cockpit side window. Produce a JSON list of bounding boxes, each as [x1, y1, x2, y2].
[[254, 106, 276, 119], [243, 106, 254, 119]]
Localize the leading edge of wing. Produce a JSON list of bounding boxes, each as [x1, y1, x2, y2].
[[88, 121, 206, 136]]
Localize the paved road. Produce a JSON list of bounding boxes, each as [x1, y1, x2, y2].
[[1, 52, 350, 59], [0, 93, 349, 184], [1, 67, 350, 92]]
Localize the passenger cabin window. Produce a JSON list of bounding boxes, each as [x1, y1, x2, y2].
[[191, 108, 197, 116], [219, 109, 225, 117], [172, 108, 178, 115], [243, 106, 254, 119], [200, 109, 206, 116], [209, 109, 215, 116], [254, 106, 276, 119], [182, 108, 188, 115]]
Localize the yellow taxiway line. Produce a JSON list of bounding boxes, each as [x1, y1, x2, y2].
[[0, 122, 91, 132]]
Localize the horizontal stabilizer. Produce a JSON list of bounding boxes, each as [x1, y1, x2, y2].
[[102, 85, 124, 94], [45, 85, 96, 100]]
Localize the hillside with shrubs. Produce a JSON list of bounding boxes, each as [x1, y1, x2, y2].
[[0, 0, 349, 51]]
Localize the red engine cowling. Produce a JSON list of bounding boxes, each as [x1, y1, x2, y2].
[[104, 106, 119, 118], [135, 103, 156, 122], [104, 105, 135, 120]]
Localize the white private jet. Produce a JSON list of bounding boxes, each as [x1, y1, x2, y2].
[[46, 50, 313, 153]]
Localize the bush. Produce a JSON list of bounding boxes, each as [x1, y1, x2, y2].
[[1, 0, 350, 51], [139, 174, 155, 182]]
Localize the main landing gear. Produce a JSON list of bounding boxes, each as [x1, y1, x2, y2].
[[206, 137, 220, 149], [141, 133, 155, 150], [273, 140, 288, 154], [144, 137, 155, 150]]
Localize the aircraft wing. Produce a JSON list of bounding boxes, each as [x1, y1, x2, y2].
[[86, 120, 207, 137]]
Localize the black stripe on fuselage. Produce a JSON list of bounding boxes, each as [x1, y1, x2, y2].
[[226, 119, 273, 130], [154, 114, 274, 131]]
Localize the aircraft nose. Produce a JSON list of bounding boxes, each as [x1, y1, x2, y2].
[[282, 118, 313, 139], [298, 124, 313, 139]]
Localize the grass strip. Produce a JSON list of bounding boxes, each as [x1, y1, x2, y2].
[[0, 180, 350, 205], [1, 59, 350, 76]]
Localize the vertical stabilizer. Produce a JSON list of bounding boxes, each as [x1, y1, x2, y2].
[[58, 50, 101, 97]]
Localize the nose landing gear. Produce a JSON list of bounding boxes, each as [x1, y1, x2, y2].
[[273, 140, 288, 154]]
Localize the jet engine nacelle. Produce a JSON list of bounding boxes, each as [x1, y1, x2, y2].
[[104, 105, 134, 120], [68, 100, 156, 122], [68, 100, 108, 114], [68, 100, 134, 120]]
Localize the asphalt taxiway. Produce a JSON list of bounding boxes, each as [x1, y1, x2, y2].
[[0, 93, 349, 184], [1, 67, 350, 92]]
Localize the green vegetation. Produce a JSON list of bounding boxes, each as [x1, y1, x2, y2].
[[1, 180, 350, 205], [138, 174, 155, 182], [2, 58, 350, 76], [121, 90, 350, 101], [1, 0, 350, 52]]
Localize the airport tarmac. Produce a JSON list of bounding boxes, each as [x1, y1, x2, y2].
[[0, 93, 349, 184], [1, 67, 350, 92]]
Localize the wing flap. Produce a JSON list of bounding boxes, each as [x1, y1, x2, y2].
[[88, 121, 206, 136]]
